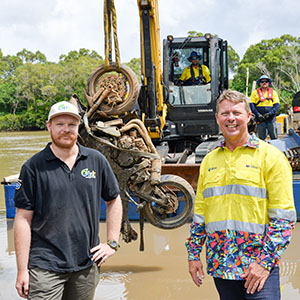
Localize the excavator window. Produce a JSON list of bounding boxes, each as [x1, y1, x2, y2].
[[169, 84, 212, 105], [169, 47, 209, 83], [167, 47, 212, 106]]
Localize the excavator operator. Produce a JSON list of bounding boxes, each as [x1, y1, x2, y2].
[[178, 51, 211, 86]]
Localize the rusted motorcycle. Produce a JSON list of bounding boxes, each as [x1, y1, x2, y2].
[[73, 63, 195, 249]]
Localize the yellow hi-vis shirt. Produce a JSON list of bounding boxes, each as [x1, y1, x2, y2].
[[179, 64, 211, 83], [187, 135, 296, 279], [250, 88, 279, 108], [194, 138, 296, 232]]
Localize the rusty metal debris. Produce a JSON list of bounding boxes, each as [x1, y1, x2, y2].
[[85, 63, 140, 116], [283, 147, 300, 171], [74, 65, 195, 249]]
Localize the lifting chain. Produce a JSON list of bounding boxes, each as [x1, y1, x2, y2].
[[103, 0, 121, 69], [84, 1, 140, 116]]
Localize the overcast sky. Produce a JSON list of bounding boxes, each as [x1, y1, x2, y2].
[[0, 0, 298, 63]]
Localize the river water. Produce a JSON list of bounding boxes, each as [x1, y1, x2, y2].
[[0, 131, 299, 300]]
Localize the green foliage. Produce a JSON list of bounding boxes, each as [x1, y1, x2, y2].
[[0, 111, 47, 131], [188, 31, 204, 37], [58, 51, 103, 102], [0, 48, 104, 130], [0, 114, 21, 131], [59, 49, 102, 62], [125, 58, 141, 80], [17, 49, 47, 64], [0, 79, 16, 113], [1, 34, 300, 130], [0, 53, 23, 79], [227, 45, 240, 73], [231, 34, 300, 104]]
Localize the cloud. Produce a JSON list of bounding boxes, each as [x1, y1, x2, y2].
[[0, 0, 299, 63]]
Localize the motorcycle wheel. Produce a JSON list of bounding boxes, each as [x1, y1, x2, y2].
[[142, 174, 195, 229], [86, 63, 140, 115]]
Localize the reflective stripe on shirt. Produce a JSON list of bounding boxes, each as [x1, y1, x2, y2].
[[203, 184, 267, 199], [268, 208, 297, 222], [193, 214, 205, 224], [206, 219, 267, 234]]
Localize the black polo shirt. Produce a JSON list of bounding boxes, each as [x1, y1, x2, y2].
[[14, 143, 120, 273]]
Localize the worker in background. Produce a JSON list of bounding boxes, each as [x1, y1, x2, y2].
[[14, 101, 122, 299], [186, 89, 296, 300], [250, 75, 280, 140], [179, 51, 211, 85]]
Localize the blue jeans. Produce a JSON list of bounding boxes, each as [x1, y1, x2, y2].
[[257, 121, 278, 140], [213, 267, 280, 300]]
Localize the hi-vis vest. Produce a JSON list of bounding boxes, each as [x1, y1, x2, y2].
[[194, 140, 296, 234], [257, 88, 273, 102], [186, 64, 205, 85], [180, 64, 211, 84]]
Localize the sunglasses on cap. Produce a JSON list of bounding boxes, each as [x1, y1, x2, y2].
[[260, 80, 269, 83]]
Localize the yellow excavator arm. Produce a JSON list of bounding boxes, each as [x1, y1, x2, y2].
[[137, 0, 167, 139]]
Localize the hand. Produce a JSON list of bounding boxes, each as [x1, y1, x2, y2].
[[263, 113, 270, 119], [257, 114, 265, 122], [90, 242, 117, 266], [15, 270, 29, 299], [188, 260, 205, 287], [240, 262, 270, 294], [177, 80, 184, 86]]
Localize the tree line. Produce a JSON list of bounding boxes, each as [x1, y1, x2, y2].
[[231, 34, 300, 109], [0, 48, 139, 131], [0, 34, 299, 130]]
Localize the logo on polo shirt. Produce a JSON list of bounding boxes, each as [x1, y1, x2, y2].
[[81, 168, 96, 179], [208, 167, 217, 172], [246, 165, 258, 169]]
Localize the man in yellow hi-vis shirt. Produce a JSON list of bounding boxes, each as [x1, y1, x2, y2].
[[186, 90, 296, 300], [179, 51, 211, 85], [250, 75, 280, 140]]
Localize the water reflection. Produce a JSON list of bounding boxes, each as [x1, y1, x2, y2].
[[6, 219, 14, 255], [96, 272, 129, 300], [1, 218, 300, 299]]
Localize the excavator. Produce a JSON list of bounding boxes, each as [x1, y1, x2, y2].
[[83, 0, 229, 161], [73, 0, 229, 247], [137, 0, 229, 164]]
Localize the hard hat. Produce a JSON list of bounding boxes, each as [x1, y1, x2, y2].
[[188, 51, 202, 62], [257, 75, 272, 86]]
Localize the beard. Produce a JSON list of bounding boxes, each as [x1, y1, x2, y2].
[[50, 132, 78, 149]]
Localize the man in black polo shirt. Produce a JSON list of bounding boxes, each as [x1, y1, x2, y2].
[[14, 101, 122, 300]]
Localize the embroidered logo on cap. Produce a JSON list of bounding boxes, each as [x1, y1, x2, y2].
[[58, 103, 73, 112]]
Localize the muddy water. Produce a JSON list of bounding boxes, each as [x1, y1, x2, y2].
[[0, 131, 300, 300], [0, 131, 51, 210]]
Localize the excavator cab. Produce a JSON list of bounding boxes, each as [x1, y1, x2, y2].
[[136, 1, 229, 157], [161, 35, 229, 153], [167, 46, 212, 106]]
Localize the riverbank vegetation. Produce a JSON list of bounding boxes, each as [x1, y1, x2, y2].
[[0, 34, 299, 130], [0, 48, 140, 130]]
